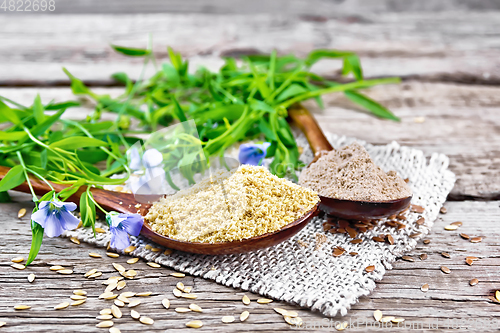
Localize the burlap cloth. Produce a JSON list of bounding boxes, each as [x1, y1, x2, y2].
[[63, 133, 455, 317]]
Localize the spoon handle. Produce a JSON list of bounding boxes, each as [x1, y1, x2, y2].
[[288, 104, 333, 156], [0, 165, 137, 214]]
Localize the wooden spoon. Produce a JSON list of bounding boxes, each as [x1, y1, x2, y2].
[[0, 165, 319, 255], [288, 104, 412, 220]]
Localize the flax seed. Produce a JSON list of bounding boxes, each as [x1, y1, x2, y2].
[[147, 262, 161, 268], [114, 300, 125, 307], [415, 217, 425, 225], [373, 310, 383, 321], [240, 311, 250, 322], [124, 246, 136, 254], [96, 321, 113, 328], [441, 252, 451, 258], [136, 292, 152, 297], [470, 237, 482, 243], [402, 256, 414, 262], [186, 320, 203, 328], [441, 266, 451, 274], [111, 305, 122, 319], [131, 310, 140, 320], [175, 307, 191, 313], [460, 233, 470, 240], [419, 254, 428, 260], [70, 295, 86, 301], [170, 272, 185, 278], [189, 304, 203, 312], [70, 237, 80, 245], [444, 225, 458, 231], [365, 265, 375, 273], [54, 302, 69, 310], [421, 283, 429, 292], [128, 300, 141, 308], [57, 269, 73, 275], [18, 208, 27, 218], [410, 205, 424, 213], [469, 279, 479, 286], [350, 239, 363, 244]]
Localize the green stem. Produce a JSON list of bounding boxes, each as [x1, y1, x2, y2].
[[26, 167, 55, 192], [87, 187, 108, 215], [279, 77, 400, 109], [16, 151, 37, 202]]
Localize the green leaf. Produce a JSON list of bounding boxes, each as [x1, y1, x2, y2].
[[26, 217, 44, 266], [276, 84, 308, 102], [49, 137, 109, 150], [58, 179, 85, 201], [344, 90, 399, 121], [80, 189, 96, 235], [343, 54, 363, 80], [29, 108, 66, 138], [40, 149, 48, 169], [111, 44, 151, 57], [0, 165, 25, 192], [0, 191, 11, 203], [171, 97, 187, 122], [0, 100, 21, 125], [305, 49, 353, 66], [0, 131, 27, 141], [44, 101, 80, 110], [62, 68, 94, 96], [33, 94, 46, 124]]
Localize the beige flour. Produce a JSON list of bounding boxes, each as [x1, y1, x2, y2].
[[299, 142, 412, 201], [146, 165, 319, 243]]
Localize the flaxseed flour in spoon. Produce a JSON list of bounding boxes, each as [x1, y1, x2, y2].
[[299, 142, 412, 202]]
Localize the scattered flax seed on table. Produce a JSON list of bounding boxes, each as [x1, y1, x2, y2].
[[146, 165, 319, 243]]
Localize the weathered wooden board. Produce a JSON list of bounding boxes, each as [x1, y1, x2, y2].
[[0, 12, 499, 84], [0, 194, 499, 332], [4, 0, 500, 15], [1, 81, 499, 200]]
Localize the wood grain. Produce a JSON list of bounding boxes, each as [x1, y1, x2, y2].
[[4, 0, 500, 15], [0, 194, 498, 332], [0, 12, 499, 85], [1, 82, 498, 200]]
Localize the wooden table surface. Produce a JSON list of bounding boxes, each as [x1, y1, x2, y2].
[[0, 2, 499, 332]]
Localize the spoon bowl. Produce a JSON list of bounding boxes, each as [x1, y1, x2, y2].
[[0, 165, 319, 255], [288, 104, 412, 220]]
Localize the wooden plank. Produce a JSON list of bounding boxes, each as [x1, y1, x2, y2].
[[0, 194, 498, 332], [1, 81, 499, 199], [0, 12, 499, 84], [3, 0, 500, 15]]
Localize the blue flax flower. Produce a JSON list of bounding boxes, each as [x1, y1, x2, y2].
[[238, 142, 271, 166], [107, 212, 144, 250], [31, 200, 80, 237]]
